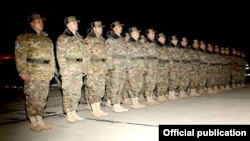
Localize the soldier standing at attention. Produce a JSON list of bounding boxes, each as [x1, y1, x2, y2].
[[105, 21, 129, 112], [57, 16, 90, 122], [15, 13, 55, 131], [84, 21, 109, 117]]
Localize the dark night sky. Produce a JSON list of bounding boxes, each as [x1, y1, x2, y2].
[[0, 0, 249, 61]]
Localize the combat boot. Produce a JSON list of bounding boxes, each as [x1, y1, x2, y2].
[[36, 115, 52, 130], [96, 102, 109, 116], [91, 103, 102, 117], [118, 103, 129, 112], [213, 86, 219, 93], [225, 85, 231, 90], [130, 97, 141, 109], [136, 97, 146, 108], [190, 89, 200, 96], [168, 91, 177, 100], [65, 111, 76, 123], [122, 98, 131, 105], [207, 87, 215, 94], [146, 96, 159, 106], [29, 116, 42, 131], [72, 111, 85, 121], [178, 91, 189, 98], [157, 95, 168, 103]]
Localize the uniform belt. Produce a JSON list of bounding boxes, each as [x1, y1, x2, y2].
[[91, 58, 106, 62], [131, 57, 144, 60], [66, 58, 82, 62], [159, 59, 169, 63], [182, 60, 190, 63], [147, 56, 158, 60], [200, 62, 208, 64], [192, 59, 200, 62], [113, 55, 126, 59], [173, 60, 180, 63], [27, 58, 50, 64]]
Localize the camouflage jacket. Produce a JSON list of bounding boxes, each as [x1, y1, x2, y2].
[[15, 29, 55, 79], [56, 29, 90, 76], [143, 38, 158, 68], [83, 32, 108, 74], [126, 38, 146, 70], [105, 33, 127, 71]]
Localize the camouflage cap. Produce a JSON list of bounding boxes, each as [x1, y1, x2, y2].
[[181, 37, 188, 41], [145, 28, 157, 34], [140, 35, 145, 39], [157, 33, 166, 38], [110, 21, 124, 29], [64, 16, 80, 25], [91, 21, 105, 28], [129, 27, 141, 33], [169, 35, 178, 41], [28, 13, 46, 23]]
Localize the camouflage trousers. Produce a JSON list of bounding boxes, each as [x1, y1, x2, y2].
[[189, 63, 200, 89], [169, 63, 181, 91], [122, 76, 130, 99], [24, 79, 50, 117], [207, 66, 217, 87], [109, 69, 127, 104], [104, 72, 112, 101], [85, 73, 106, 104], [198, 64, 208, 88], [179, 64, 191, 91], [156, 64, 170, 96], [127, 68, 144, 98], [62, 74, 83, 113], [141, 67, 158, 97]]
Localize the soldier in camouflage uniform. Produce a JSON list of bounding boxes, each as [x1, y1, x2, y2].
[[206, 43, 217, 94], [189, 39, 201, 96], [240, 52, 247, 87], [84, 21, 109, 117], [224, 47, 232, 90], [142, 29, 159, 105], [156, 33, 170, 102], [105, 21, 129, 112], [15, 13, 55, 131], [57, 16, 90, 122], [178, 37, 191, 98], [168, 35, 182, 100], [213, 45, 222, 92], [126, 27, 146, 109]]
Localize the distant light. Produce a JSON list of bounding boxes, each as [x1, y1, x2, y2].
[[246, 67, 249, 70], [246, 64, 249, 67]]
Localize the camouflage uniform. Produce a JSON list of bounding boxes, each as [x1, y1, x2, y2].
[[142, 29, 159, 105], [57, 29, 89, 114], [156, 33, 170, 101], [105, 32, 127, 105], [84, 32, 108, 104], [15, 13, 55, 131], [15, 29, 55, 118]]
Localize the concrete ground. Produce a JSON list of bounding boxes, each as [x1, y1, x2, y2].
[[0, 85, 250, 141]]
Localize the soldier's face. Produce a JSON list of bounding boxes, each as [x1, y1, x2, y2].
[[171, 39, 178, 46], [131, 31, 139, 40], [148, 32, 155, 40], [30, 19, 44, 33], [158, 37, 165, 44], [113, 25, 122, 35], [93, 26, 103, 36], [181, 40, 188, 47], [67, 21, 78, 32], [200, 43, 206, 50], [193, 42, 199, 49]]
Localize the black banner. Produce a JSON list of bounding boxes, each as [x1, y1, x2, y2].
[[159, 125, 250, 140]]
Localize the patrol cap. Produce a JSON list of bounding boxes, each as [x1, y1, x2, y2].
[[28, 13, 46, 23], [129, 27, 141, 33], [157, 33, 166, 38], [91, 21, 105, 28], [110, 21, 124, 29], [193, 39, 199, 43], [140, 35, 145, 39], [145, 29, 157, 34], [124, 32, 130, 37], [169, 35, 178, 41], [64, 16, 80, 25], [181, 37, 188, 42]]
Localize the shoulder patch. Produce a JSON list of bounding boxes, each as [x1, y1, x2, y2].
[[15, 41, 20, 49]]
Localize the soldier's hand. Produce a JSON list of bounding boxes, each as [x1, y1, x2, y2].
[[21, 74, 29, 81], [62, 71, 71, 77], [87, 69, 94, 76]]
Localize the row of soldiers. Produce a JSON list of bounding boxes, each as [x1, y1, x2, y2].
[[15, 14, 247, 131]]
